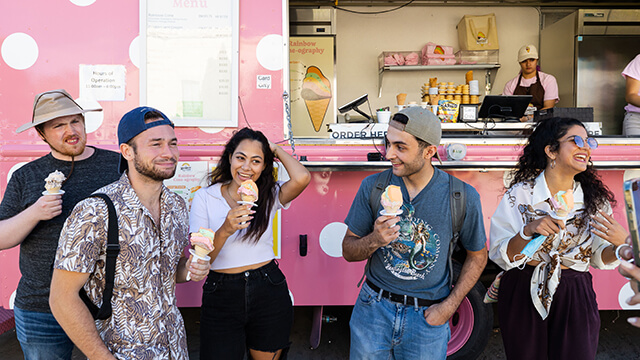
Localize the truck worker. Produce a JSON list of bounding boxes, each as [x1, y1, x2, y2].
[[622, 54, 640, 135], [0, 89, 121, 359], [503, 44, 559, 120], [342, 107, 488, 360]]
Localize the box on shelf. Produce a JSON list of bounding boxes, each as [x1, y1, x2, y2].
[[378, 51, 421, 68], [423, 54, 456, 65], [455, 50, 499, 64], [422, 43, 454, 56], [421, 42, 456, 65], [457, 13, 499, 50]]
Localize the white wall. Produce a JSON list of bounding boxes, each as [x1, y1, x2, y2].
[[335, 6, 541, 115]]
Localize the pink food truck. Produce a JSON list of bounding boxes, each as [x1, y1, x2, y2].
[[2, 1, 640, 358]]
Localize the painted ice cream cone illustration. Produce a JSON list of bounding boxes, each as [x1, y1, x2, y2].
[[238, 180, 258, 203], [380, 185, 403, 214], [191, 227, 215, 257], [301, 66, 332, 132], [549, 189, 574, 218], [44, 170, 66, 194]]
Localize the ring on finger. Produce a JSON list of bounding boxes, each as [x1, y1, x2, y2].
[[616, 243, 633, 262]]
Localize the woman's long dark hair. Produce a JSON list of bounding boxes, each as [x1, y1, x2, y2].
[[209, 128, 277, 243], [509, 117, 615, 217]]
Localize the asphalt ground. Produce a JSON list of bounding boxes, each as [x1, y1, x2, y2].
[[1, 307, 640, 359]]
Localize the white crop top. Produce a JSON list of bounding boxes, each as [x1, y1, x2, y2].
[[189, 181, 289, 270]]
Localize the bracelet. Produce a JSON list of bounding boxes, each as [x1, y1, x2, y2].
[[615, 243, 632, 262], [519, 225, 532, 241]]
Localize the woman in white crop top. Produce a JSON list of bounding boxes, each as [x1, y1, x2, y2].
[[189, 127, 310, 360]]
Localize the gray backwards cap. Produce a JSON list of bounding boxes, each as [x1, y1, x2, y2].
[[396, 106, 442, 146], [393, 106, 443, 163]]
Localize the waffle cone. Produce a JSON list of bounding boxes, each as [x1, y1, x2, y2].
[[304, 98, 330, 132], [396, 93, 407, 105], [383, 205, 401, 214], [194, 245, 212, 258], [241, 194, 257, 203]]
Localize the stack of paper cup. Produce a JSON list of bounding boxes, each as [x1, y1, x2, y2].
[[377, 110, 391, 124], [468, 80, 480, 95], [428, 87, 439, 105]]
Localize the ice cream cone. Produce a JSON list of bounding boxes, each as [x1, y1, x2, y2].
[[304, 98, 330, 132], [241, 194, 257, 203], [381, 185, 403, 214], [194, 245, 211, 258], [396, 93, 407, 105], [44, 170, 66, 194]]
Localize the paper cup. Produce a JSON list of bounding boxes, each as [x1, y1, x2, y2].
[[377, 110, 391, 124], [468, 80, 480, 95]]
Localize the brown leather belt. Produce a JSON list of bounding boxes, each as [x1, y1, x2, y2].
[[366, 280, 442, 307]]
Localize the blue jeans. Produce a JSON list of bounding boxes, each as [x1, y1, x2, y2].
[[14, 306, 74, 360], [349, 282, 450, 360]]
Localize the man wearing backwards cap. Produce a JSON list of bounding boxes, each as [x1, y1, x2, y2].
[[50, 107, 210, 359], [502, 44, 559, 116], [0, 89, 120, 359], [342, 107, 487, 360]]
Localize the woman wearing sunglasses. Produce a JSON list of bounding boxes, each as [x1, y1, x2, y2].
[[488, 117, 629, 360]]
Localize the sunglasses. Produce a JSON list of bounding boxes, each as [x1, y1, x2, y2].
[[566, 135, 598, 150]]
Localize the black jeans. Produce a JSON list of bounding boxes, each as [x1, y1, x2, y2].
[[200, 260, 293, 359]]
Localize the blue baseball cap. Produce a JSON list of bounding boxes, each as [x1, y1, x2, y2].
[[117, 106, 174, 173]]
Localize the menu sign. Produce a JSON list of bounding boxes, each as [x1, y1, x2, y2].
[[141, 0, 239, 127]]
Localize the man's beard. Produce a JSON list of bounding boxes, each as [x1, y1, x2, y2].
[[133, 155, 177, 182], [48, 138, 86, 157]]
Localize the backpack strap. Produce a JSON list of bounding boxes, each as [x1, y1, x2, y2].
[[79, 193, 119, 320], [369, 169, 393, 219], [447, 175, 466, 288], [357, 169, 393, 287]]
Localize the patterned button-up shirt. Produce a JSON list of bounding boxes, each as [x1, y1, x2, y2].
[[55, 173, 189, 359], [489, 171, 618, 319]]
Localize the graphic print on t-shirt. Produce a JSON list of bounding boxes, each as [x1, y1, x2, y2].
[[382, 207, 441, 280]]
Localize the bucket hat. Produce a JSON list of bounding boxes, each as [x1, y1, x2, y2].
[[16, 89, 102, 133]]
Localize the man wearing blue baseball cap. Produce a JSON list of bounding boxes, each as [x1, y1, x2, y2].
[[50, 107, 210, 359]]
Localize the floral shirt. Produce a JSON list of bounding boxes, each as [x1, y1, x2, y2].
[[489, 171, 618, 319], [55, 173, 189, 359]]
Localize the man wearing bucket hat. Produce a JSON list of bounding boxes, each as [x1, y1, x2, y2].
[[342, 107, 487, 359], [0, 89, 120, 358], [50, 107, 209, 359], [503, 44, 559, 116]]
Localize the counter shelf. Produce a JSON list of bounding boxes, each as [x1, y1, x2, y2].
[[294, 132, 640, 171], [377, 63, 501, 97]]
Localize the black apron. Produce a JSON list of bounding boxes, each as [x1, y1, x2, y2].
[[513, 71, 545, 109]]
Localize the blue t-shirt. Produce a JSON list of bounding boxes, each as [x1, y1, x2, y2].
[[344, 168, 486, 300]]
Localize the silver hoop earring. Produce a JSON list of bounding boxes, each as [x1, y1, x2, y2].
[[550, 159, 556, 169]]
